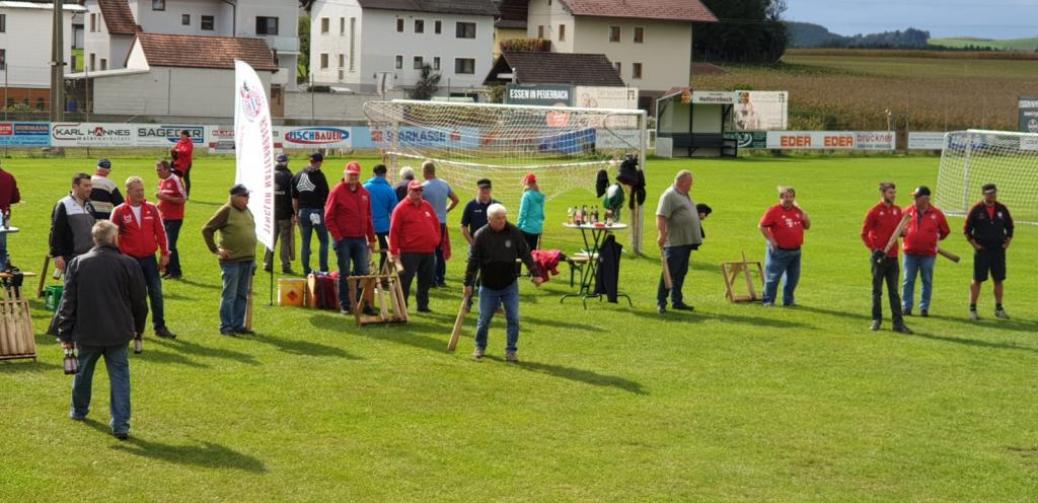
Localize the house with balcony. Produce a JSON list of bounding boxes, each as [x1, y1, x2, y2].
[[526, 0, 716, 109], [82, 0, 298, 89], [0, 1, 84, 111], [307, 0, 498, 99]]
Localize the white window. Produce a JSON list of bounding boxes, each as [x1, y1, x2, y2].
[[89, 53, 96, 71], [413, 56, 424, 69], [152, 0, 165, 11], [100, 58, 108, 71], [338, 55, 345, 79], [456, 22, 476, 39], [0, 49, 6, 70], [609, 26, 620, 42], [0, 14, 6, 33], [434, 20, 441, 34], [537, 25, 544, 38], [632, 62, 642, 79], [395, 55, 403, 69], [558, 24, 565, 41], [349, 18, 356, 71], [89, 13, 96, 32], [340, 17, 345, 35], [320, 53, 329, 69], [181, 14, 190, 26], [634, 27, 644, 43], [396, 18, 404, 32], [415, 19, 424, 33], [454, 58, 475, 74], [614, 62, 621, 74], [321, 17, 329, 34], [201, 16, 214, 31], [256, 17, 279, 36], [433, 57, 440, 71]]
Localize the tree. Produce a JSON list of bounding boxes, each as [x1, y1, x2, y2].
[[410, 65, 441, 100], [298, 16, 310, 84], [693, 0, 788, 63]]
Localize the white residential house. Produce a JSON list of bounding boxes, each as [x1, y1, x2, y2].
[[83, 0, 299, 89], [0, 1, 84, 110], [526, 0, 716, 107], [308, 0, 498, 98]]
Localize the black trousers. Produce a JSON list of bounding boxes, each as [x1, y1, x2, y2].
[[375, 232, 389, 273], [399, 252, 434, 310], [872, 256, 903, 324]]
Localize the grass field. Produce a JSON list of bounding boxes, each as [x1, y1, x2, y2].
[[694, 49, 1038, 132], [930, 37, 1038, 52], [2, 155, 1037, 501]]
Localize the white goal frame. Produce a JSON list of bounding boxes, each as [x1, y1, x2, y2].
[[936, 129, 1038, 224]]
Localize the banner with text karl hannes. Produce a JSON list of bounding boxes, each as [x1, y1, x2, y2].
[[233, 60, 275, 249]]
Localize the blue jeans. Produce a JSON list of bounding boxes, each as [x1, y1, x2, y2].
[[657, 244, 693, 307], [902, 254, 936, 312], [135, 255, 165, 329], [0, 231, 8, 270], [475, 281, 521, 352], [298, 208, 329, 275], [763, 247, 802, 306], [219, 261, 254, 332], [335, 238, 369, 310], [71, 343, 131, 435], [434, 223, 447, 284], [163, 219, 182, 277]]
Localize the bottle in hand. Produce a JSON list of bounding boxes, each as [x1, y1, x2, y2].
[[63, 347, 78, 375]]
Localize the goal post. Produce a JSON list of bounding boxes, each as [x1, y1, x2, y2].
[[936, 129, 1038, 224], [363, 99, 649, 253]]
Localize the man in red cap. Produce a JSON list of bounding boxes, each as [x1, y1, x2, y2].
[[388, 180, 441, 312], [901, 185, 949, 317], [325, 161, 377, 314]]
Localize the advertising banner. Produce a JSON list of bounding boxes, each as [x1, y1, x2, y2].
[[274, 126, 352, 150], [732, 131, 767, 149], [690, 91, 733, 105], [908, 132, 946, 150], [51, 122, 135, 147], [734, 91, 789, 131], [574, 86, 638, 110], [135, 125, 205, 147], [205, 125, 235, 154], [1020, 97, 1038, 133], [234, 60, 276, 249], [504, 84, 574, 107], [765, 131, 895, 150], [0, 122, 50, 147]]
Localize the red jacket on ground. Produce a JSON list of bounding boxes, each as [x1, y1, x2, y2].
[[861, 201, 903, 257], [111, 201, 169, 258], [324, 181, 376, 243], [0, 169, 20, 212], [902, 204, 949, 256], [389, 199, 441, 256], [172, 138, 193, 173], [156, 174, 186, 221], [760, 204, 806, 249]]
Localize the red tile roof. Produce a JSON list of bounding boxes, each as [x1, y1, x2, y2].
[[98, 0, 138, 35], [558, 0, 717, 22], [136, 33, 279, 71]]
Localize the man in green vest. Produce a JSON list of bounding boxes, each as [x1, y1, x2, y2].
[[202, 184, 257, 336]]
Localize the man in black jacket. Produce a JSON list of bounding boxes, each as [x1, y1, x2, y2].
[[964, 183, 1014, 320], [463, 203, 542, 362], [58, 220, 148, 440], [291, 152, 330, 275], [50, 173, 97, 274], [264, 154, 295, 274]]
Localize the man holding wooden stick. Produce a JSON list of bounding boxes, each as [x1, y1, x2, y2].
[[900, 186, 950, 317], [202, 184, 257, 336], [655, 170, 702, 315], [861, 182, 912, 333], [463, 204, 542, 362]]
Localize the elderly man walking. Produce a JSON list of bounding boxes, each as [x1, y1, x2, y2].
[[202, 184, 257, 336], [111, 177, 177, 339], [59, 220, 148, 440], [464, 203, 542, 362], [326, 161, 377, 313], [89, 159, 123, 220], [759, 186, 811, 307], [655, 170, 702, 314], [389, 180, 441, 312]]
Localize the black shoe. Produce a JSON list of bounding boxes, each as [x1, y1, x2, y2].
[[283, 268, 296, 275], [672, 303, 694, 311], [893, 324, 913, 335], [870, 320, 881, 331], [920, 309, 929, 317], [903, 309, 912, 316], [435, 282, 448, 288], [263, 265, 273, 273], [417, 307, 432, 313], [235, 328, 256, 335], [362, 306, 378, 316], [657, 305, 666, 315], [155, 326, 177, 339], [220, 329, 238, 337], [165, 274, 182, 280], [114, 432, 129, 441]]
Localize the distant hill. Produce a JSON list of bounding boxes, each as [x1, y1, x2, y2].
[[929, 37, 1038, 52], [786, 22, 929, 49]]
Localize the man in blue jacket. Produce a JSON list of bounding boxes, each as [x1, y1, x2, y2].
[[363, 164, 397, 272]]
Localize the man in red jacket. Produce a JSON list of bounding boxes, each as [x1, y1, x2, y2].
[[170, 130, 194, 198], [901, 186, 950, 317], [111, 177, 176, 339], [388, 180, 441, 312], [861, 182, 911, 333], [0, 160, 20, 271], [325, 161, 377, 314]]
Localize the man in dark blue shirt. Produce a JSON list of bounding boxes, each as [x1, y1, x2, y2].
[[460, 179, 498, 246]]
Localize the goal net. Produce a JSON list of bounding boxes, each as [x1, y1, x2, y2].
[[362, 100, 647, 209], [936, 130, 1038, 224]]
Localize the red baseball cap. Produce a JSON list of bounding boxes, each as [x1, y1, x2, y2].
[[524, 173, 537, 184], [408, 180, 424, 191], [345, 161, 362, 175]]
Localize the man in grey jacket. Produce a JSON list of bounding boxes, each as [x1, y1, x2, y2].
[[59, 220, 148, 440]]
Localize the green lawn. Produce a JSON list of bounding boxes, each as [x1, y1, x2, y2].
[[930, 37, 1038, 52], [1, 155, 1036, 501]]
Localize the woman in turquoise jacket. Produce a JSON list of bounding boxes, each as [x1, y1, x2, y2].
[[516, 173, 545, 250]]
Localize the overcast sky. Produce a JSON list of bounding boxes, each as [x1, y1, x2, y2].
[[784, 0, 1038, 39]]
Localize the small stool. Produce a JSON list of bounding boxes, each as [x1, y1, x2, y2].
[[566, 254, 592, 287]]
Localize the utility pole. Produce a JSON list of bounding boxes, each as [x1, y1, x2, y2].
[[50, 0, 64, 122]]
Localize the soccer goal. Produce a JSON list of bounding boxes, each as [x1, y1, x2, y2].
[[935, 129, 1038, 224], [363, 99, 648, 251]]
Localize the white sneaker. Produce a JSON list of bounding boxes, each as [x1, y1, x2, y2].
[[995, 308, 1010, 320], [968, 310, 979, 321], [472, 347, 485, 360], [505, 351, 519, 363]]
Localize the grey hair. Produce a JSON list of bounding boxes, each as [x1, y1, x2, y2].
[[125, 176, 144, 190], [487, 203, 507, 218], [92, 220, 118, 246], [399, 166, 415, 180], [675, 170, 693, 183]]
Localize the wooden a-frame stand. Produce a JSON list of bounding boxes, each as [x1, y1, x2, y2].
[[721, 252, 764, 303], [346, 260, 409, 326]]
